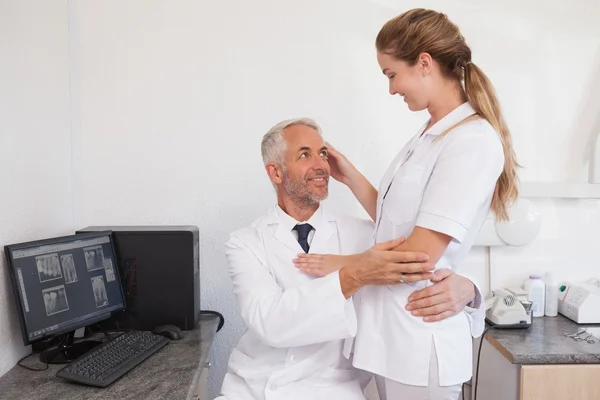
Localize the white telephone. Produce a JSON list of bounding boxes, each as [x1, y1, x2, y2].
[[485, 287, 532, 329]]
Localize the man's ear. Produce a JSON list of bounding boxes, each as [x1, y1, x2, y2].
[[266, 162, 284, 185]]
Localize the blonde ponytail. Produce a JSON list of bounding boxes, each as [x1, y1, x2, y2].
[[464, 62, 519, 220]]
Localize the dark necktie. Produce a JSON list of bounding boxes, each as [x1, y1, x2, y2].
[[293, 223, 313, 253]]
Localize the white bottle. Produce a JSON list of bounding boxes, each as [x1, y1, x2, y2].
[[544, 272, 558, 317], [524, 274, 545, 317]]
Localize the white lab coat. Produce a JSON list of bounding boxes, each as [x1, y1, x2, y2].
[[349, 102, 503, 388], [217, 205, 374, 400]]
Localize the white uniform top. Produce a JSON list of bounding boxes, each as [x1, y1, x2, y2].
[[349, 102, 504, 387], [219, 205, 374, 400]]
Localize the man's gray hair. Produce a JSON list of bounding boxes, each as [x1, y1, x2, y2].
[[261, 118, 323, 167]]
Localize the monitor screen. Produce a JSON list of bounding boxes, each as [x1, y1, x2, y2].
[[4, 231, 125, 345]]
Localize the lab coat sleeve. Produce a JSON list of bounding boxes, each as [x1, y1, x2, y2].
[[225, 232, 357, 348], [415, 129, 504, 244], [459, 272, 485, 337]]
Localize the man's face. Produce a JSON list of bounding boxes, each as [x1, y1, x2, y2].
[[279, 125, 330, 206]]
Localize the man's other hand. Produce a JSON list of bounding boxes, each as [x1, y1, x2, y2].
[[405, 269, 476, 322]]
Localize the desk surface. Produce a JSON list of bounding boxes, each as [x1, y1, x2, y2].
[[485, 315, 600, 364], [0, 313, 220, 400]]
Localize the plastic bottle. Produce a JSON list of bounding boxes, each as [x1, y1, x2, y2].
[[544, 272, 558, 317], [524, 274, 545, 317]]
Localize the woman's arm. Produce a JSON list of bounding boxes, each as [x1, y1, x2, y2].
[[295, 226, 476, 321], [326, 143, 378, 221], [346, 170, 378, 221], [294, 228, 450, 281], [394, 227, 478, 322], [391, 226, 451, 265], [294, 237, 435, 294]]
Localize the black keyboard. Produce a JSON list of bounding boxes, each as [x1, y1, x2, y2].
[[56, 330, 170, 388]]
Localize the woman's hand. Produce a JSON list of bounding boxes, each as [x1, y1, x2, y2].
[[293, 254, 347, 277], [325, 142, 379, 221], [326, 142, 357, 187], [293, 239, 409, 278]]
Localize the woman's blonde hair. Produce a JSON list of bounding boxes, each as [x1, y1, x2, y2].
[[376, 8, 519, 221]]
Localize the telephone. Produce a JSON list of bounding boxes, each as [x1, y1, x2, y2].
[[485, 287, 532, 329]]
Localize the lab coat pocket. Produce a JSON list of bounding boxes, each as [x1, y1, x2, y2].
[[384, 164, 425, 226], [228, 348, 267, 382]]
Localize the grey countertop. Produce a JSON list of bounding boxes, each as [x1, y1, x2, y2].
[[485, 314, 600, 364], [0, 313, 220, 400]]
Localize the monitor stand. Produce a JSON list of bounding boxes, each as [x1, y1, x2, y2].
[[39, 331, 103, 364]]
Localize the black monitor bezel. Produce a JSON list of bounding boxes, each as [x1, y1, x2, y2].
[[4, 231, 126, 346]]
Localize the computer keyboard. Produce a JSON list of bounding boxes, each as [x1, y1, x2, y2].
[[56, 330, 170, 388]]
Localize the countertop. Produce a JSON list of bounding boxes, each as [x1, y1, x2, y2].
[[485, 314, 600, 364], [0, 313, 220, 400]]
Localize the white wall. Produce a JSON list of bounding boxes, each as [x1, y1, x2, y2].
[[0, 0, 73, 377], [1, 0, 597, 397]]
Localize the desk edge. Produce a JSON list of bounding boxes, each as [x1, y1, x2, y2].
[[485, 333, 515, 363]]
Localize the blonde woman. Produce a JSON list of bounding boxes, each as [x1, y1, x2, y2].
[[294, 8, 518, 400]]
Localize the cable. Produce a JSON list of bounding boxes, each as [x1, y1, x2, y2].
[[462, 382, 471, 400], [17, 352, 48, 372], [200, 310, 225, 332], [473, 326, 494, 400], [17, 333, 70, 371]]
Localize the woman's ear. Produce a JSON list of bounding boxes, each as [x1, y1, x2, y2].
[[418, 52, 433, 76], [266, 162, 284, 185]]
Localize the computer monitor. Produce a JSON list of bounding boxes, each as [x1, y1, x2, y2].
[[4, 231, 126, 363]]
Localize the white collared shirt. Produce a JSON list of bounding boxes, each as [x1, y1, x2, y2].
[[276, 205, 319, 246], [351, 102, 504, 386]]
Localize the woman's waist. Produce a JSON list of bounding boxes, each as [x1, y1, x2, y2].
[[357, 285, 470, 332]]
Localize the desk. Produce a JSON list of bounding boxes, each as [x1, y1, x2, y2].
[[0, 313, 220, 400], [476, 315, 600, 400]]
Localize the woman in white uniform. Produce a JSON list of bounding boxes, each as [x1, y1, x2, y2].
[[293, 8, 519, 400]]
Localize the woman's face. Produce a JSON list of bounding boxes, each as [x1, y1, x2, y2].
[[377, 51, 431, 112]]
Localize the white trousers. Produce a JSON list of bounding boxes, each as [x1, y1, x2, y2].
[[374, 340, 462, 400]]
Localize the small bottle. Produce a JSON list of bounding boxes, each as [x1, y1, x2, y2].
[[524, 274, 545, 317], [544, 272, 558, 317]]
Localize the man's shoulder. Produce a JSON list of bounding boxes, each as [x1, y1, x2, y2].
[[324, 208, 374, 253], [339, 214, 374, 238], [326, 208, 374, 231], [228, 213, 270, 243]]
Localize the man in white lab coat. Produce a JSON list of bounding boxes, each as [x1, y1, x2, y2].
[[216, 118, 474, 400]]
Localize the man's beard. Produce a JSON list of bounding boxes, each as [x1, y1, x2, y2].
[[283, 170, 328, 207]]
